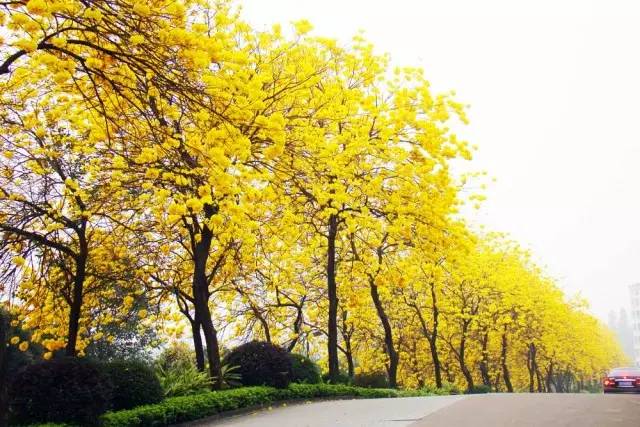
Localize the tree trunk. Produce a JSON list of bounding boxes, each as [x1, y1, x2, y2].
[[412, 281, 442, 388], [66, 234, 87, 357], [345, 345, 355, 379], [501, 331, 513, 392], [429, 283, 442, 388], [479, 332, 491, 386], [191, 223, 222, 389], [193, 277, 222, 388], [428, 336, 442, 388], [326, 214, 340, 381], [251, 304, 271, 343], [286, 302, 305, 352], [535, 366, 544, 392], [458, 321, 474, 391], [339, 311, 355, 379], [411, 341, 425, 388], [369, 278, 398, 388], [527, 343, 537, 393], [190, 316, 206, 372]]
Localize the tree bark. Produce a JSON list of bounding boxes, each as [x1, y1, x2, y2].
[[545, 362, 555, 393], [189, 316, 206, 372], [339, 310, 355, 379], [369, 278, 398, 388], [527, 343, 537, 393], [457, 320, 474, 391], [479, 332, 491, 387], [500, 331, 513, 392], [65, 232, 88, 357], [286, 300, 305, 352], [411, 281, 442, 388], [326, 214, 340, 381], [535, 366, 544, 392], [345, 345, 355, 379], [428, 282, 442, 388], [191, 221, 222, 389]]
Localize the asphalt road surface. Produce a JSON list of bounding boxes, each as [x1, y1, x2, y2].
[[192, 393, 640, 427]]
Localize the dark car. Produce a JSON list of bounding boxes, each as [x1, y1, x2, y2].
[[603, 367, 640, 393]]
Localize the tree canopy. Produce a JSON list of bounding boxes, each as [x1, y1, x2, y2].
[[0, 0, 626, 392]]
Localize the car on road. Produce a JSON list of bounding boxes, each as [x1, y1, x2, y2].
[[603, 367, 640, 393]]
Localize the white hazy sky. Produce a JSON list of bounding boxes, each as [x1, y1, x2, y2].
[[240, 0, 640, 321]]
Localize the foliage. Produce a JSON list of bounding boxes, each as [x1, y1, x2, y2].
[[288, 353, 322, 384], [8, 358, 112, 425], [85, 311, 158, 362], [100, 384, 437, 427], [214, 364, 243, 389], [155, 363, 211, 398], [439, 382, 462, 395], [155, 342, 198, 372], [354, 371, 390, 388], [322, 371, 353, 385], [223, 341, 292, 388], [101, 360, 164, 411], [465, 384, 492, 394], [0, 0, 627, 400]]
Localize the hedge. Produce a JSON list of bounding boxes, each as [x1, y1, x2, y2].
[[99, 383, 436, 427]]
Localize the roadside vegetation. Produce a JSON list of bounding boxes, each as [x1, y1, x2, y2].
[[0, 0, 626, 425]]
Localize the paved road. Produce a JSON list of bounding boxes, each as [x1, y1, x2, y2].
[[190, 396, 463, 427], [194, 393, 640, 427], [413, 393, 640, 427]]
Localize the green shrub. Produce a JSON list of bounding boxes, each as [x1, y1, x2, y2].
[[155, 342, 197, 371], [465, 384, 491, 394], [155, 363, 211, 397], [322, 371, 352, 385], [353, 371, 389, 388], [440, 381, 461, 395], [223, 341, 292, 388], [214, 363, 242, 389], [288, 353, 321, 384], [100, 383, 436, 427], [415, 382, 461, 396], [101, 360, 163, 410], [9, 357, 112, 426]]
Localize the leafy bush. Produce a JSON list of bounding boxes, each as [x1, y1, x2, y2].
[[155, 363, 211, 397], [9, 358, 113, 425], [100, 384, 436, 427], [4, 313, 45, 378], [101, 360, 163, 410], [353, 371, 389, 388], [440, 381, 461, 395], [322, 371, 352, 385], [223, 341, 292, 388], [465, 384, 491, 394], [288, 353, 321, 384], [155, 342, 197, 371], [214, 363, 242, 389]]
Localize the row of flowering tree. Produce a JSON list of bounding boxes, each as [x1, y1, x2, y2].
[[0, 0, 626, 391]]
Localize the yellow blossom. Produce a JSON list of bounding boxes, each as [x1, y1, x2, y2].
[[26, 0, 48, 15], [133, 3, 151, 16]]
